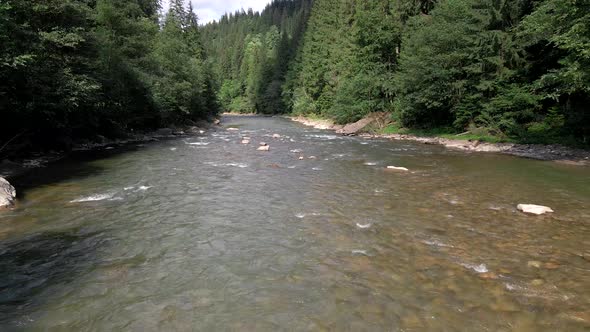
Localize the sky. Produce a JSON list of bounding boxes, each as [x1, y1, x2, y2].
[[161, 0, 272, 24]]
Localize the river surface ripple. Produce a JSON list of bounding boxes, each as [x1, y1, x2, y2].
[[1, 116, 589, 331]]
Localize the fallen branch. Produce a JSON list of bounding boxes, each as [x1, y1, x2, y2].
[[0, 130, 26, 154]]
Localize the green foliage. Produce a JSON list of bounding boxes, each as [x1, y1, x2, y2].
[[0, 0, 218, 152], [2, 0, 589, 150], [201, 0, 313, 114]]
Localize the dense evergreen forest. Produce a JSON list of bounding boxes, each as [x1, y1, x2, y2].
[[1, 0, 589, 152], [0, 0, 217, 153], [203, 0, 589, 145]]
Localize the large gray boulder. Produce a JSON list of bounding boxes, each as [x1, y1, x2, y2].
[[0, 177, 16, 208]]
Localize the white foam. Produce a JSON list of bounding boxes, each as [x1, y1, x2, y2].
[[356, 223, 372, 229], [461, 263, 488, 273], [188, 142, 210, 146], [70, 193, 114, 203], [422, 239, 453, 248], [137, 186, 152, 191], [364, 162, 378, 166], [351, 250, 369, 256], [225, 163, 248, 168], [295, 212, 322, 219], [170, 147, 177, 151], [305, 134, 339, 140]]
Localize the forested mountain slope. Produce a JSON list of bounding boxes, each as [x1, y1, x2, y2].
[[1, 0, 588, 151], [201, 0, 312, 114], [204, 0, 589, 145]]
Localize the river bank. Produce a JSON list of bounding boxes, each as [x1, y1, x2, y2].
[[0, 124, 214, 179], [289, 116, 590, 166]]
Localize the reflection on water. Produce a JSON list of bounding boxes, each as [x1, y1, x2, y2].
[[1, 116, 589, 330]]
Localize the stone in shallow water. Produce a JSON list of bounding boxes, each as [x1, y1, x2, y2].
[[543, 261, 560, 269], [257, 145, 270, 151], [517, 204, 554, 215], [0, 177, 16, 208], [241, 139, 250, 144], [527, 260, 542, 268], [479, 272, 499, 280], [386, 166, 409, 172]]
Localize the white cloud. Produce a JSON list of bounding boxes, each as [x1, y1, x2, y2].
[[161, 0, 272, 24]]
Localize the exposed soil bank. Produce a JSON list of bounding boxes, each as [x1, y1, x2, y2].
[[289, 116, 590, 166]]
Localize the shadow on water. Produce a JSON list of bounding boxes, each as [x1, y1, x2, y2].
[[0, 230, 100, 327], [8, 143, 155, 200]]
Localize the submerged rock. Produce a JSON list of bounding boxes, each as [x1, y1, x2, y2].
[[156, 128, 174, 136], [257, 145, 270, 151], [517, 204, 554, 215], [386, 166, 409, 172], [527, 260, 542, 268], [0, 177, 16, 208]]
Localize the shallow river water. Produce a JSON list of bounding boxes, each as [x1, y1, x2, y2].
[[1, 116, 589, 331]]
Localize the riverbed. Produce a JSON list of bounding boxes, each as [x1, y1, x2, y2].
[[1, 115, 589, 330]]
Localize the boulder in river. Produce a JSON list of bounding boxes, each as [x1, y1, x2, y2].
[[386, 166, 409, 172], [0, 177, 16, 209], [259, 142, 268, 146], [272, 133, 281, 139], [517, 204, 554, 215], [257, 145, 270, 151]]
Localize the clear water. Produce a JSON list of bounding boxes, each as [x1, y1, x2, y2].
[[1, 116, 589, 331]]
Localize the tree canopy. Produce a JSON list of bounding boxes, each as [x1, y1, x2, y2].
[[0, 0, 217, 153]]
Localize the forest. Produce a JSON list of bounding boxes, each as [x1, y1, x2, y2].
[[203, 0, 589, 145], [1, 0, 589, 152], [0, 0, 217, 153]]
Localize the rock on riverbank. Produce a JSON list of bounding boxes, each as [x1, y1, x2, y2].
[[290, 116, 590, 165], [0, 177, 16, 209]]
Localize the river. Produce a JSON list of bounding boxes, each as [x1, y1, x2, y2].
[[1, 115, 589, 331]]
